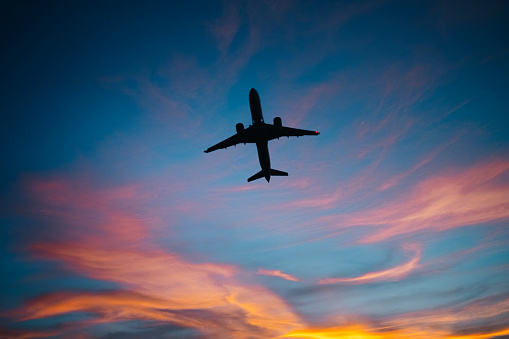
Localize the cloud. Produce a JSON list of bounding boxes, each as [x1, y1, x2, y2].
[[282, 324, 509, 339], [389, 294, 509, 334], [319, 243, 421, 285], [320, 160, 509, 243], [257, 268, 300, 282], [281, 294, 509, 338], [0, 327, 61, 339], [207, 0, 242, 55], [377, 136, 460, 191], [9, 141, 509, 339], [275, 76, 459, 214], [282, 79, 342, 128], [283, 324, 428, 339], [10, 176, 302, 338]]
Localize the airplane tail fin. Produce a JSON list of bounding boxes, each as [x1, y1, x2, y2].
[[247, 169, 288, 182], [270, 169, 288, 177], [248, 170, 264, 182]]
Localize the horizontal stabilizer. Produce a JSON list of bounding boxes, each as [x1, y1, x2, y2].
[[270, 169, 288, 176], [248, 170, 264, 182]]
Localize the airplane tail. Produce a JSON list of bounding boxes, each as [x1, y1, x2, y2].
[[270, 169, 288, 177], [247, 169, 288, 182]]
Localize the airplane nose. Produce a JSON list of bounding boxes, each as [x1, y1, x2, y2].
[[249, 88, 258, 99]]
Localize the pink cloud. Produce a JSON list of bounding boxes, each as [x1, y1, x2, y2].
[[12, 166, 509, 339], [257, 268, 300, 282], [277, 149, 384, 211], [319, 243, 421, 285], [322, 159, 509, 243], [377, 135, 460, 191], [207, 0, 241, 55], [14, 177, 302, 337], [354, 59, 448, 147], [283, 80, 341, 128]]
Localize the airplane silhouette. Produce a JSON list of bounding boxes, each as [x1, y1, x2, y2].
[[205, 88, 320, 182]]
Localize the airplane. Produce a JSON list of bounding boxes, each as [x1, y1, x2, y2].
[[204, 88, 320, 182]]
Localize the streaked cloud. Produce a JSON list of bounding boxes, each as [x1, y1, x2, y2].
[[282, 295, 509, 338], [283, 324, 429, 339], [207, 0, 242, 55], [283, 324, 509, 339], [319, 160, 509, 243], [257, 268, 300, 282], [319, 244, 421, 284], [389, 295, 509, 333], [0, 328, 61, 339], [13, 177, 302, 338]]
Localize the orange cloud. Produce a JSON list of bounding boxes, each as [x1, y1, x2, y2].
[[14, 173, 509, 338], [10, 290, 267, 337], [0, 327, 61, 339], [283, 324, 509, 339], [30, 241, 301, 335], [445, 328, 509, 339], [319, 244, 421, 284], [389, 296, 509, 333], [283, 324, 429, 339], [283, 295, 509, 339], [257, 268, 300, 282], [322, 160, 509, 243], [16, 178, 302, 338], [16, 291, 172, 322]]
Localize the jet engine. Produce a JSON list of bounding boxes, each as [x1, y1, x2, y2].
[[236, 122, 244, 135], [273, 117, 282, 132]]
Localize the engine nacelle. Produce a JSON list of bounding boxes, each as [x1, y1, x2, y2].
[[236, 122, 244, 135], [273, 117, 282, 131]]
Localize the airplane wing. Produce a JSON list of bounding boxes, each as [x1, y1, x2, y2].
[[204, 126, 257, 153], [265, 123, 320, 141]]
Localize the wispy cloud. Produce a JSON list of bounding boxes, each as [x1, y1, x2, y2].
[[11, 176, 302, 338], [282, 294, 509, 339], [207, 0, 242, 55], [257, 268, 300, 282], [319, 243, 421, 284], [283, 324, 509, 339], [377, 135, 460, 191], [283, 324, 429, 339], [12, 166, 507, 339], [320, 159, 509, 243], [282, 79, 342, 128], [389, 294, 509, 333], [0, 327, 61, 339]]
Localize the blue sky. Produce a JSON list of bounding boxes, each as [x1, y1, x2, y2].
[[1, 1, 509, 338]]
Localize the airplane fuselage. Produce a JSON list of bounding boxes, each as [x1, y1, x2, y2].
[[249, 88, 264, 124], [249, 88, 271, 181]]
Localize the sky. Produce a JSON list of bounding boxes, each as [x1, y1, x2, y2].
[[1, 0, 509, 338]]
